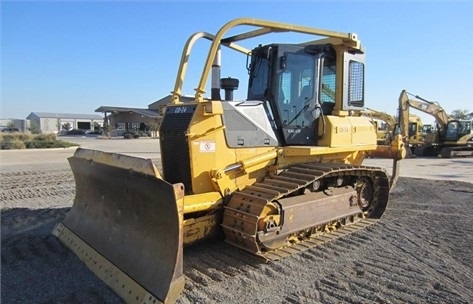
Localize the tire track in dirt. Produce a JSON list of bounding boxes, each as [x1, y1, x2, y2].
[[1, 167, 75, 209], [298, 226, 412, 303], [1, 185, 75, 201], [0, 169, 73, 186], [283, 289, 321, 304], [370, 195, 473, 302], [384, 226, 473, 300]]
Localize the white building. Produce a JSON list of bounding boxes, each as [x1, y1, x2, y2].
[[26, 112, 103, 134]]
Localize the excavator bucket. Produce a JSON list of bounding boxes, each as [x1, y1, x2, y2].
[[52, 148, 185, 303]]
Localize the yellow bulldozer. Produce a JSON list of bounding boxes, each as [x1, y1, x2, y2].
[[52, 18, 405, 303]]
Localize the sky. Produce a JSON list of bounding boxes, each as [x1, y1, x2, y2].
[[1, 0, 472, 125]]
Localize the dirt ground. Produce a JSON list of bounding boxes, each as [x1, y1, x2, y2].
[[1, 144, 473, 303]]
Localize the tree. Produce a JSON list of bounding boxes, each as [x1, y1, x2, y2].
[[148, 118, 161, 132], [450, 109, 471, 120], [61, 122, 72, 131], [29, 120, 41, 134], [102, 120, 110, 137], [147, 118, 161, 138]]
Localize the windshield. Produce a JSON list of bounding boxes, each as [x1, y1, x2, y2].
[[247, 56, 269, 100], [459, 120, 472, 136]]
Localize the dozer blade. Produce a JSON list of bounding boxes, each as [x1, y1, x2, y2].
[[52, 148, 185, 303]]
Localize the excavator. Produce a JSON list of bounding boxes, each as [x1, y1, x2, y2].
[[399, 90, 473, 157], [360, 108, 423, 147], [52, 18, 406, 303], [357, 107, 424, 158], [359, 107, 396, 145]]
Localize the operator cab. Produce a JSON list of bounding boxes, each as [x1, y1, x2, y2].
[[247, 43, 364, 146], [408, 122, 418, 138], [445, 120, 472, 141]]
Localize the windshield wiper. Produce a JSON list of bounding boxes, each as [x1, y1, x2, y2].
[[287, 103, 310, 126]]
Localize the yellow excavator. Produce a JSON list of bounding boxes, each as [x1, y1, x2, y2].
[[399, 90, 473, 157], [360, 107, 423, 147], [359, 107, 396, 145], [52, 18, 405, 303]]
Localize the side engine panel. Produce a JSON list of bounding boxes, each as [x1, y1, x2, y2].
[[221, 101, 279, 148]]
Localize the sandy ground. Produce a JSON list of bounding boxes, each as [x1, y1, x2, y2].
[[1, 137, 473, 303]]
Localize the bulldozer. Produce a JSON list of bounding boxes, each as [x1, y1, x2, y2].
[[52, 18, 405, 303], [399, 90, 473, 157]]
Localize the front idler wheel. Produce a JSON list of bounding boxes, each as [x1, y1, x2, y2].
[[356, 177, 374, 214]]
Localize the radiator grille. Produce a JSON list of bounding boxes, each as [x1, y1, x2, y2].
[[159, 105, 196, 194]]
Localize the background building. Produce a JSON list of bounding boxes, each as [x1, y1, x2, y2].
[[2, 94, 194, 136], [26, 112, 103, 134], [94, 106, 160, 136], [95, 95, 194, 137]]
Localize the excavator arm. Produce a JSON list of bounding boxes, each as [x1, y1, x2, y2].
[[399, 90, 449, 141], [364, 107, 396, 131], [360, 107, 396, 145]]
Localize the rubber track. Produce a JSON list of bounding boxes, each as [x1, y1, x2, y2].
[[222, 162, 390, 261]]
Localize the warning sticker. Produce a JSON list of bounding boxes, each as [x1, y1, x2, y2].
[[199, 141, 216, 153]]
